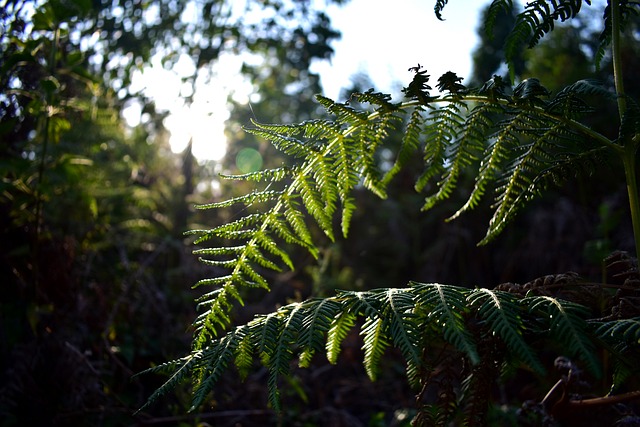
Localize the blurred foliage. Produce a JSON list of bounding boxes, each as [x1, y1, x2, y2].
[[0, 0, 347, 425]]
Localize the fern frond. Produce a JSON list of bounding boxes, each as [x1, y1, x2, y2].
[[234, 325, 255, 379], [505, 0, 591, 79], [326, 308, 357, 364], [194, 190, 283, 211], [423, 103, 497, 212], [415, 100, 466, 195], [248, 125, 320, 159], [298, 299, 342, 368], [360, 315, 390, 381], [592, 317, 640, 346], [468, 288, 545, 374], [190, 327, 247, 410], [135, 353, 200, 413], [351, 88, 401, 113], [297, 171, 335, 240], [281, 194, 315, 248], [266, 303, 306, 412], [526, 295, 601, 377], [218, 166, 293, 182], [381, 288, 422, 386], [413, 283, 480, 364], [484, 0, 514, 39], [597, 1, 640, 70], [434, 0, 449, 20], [482, 120, 564, 243], [451, 109, 532, 220], [382, 107, 425, 185], [316, 94, 367, 125]]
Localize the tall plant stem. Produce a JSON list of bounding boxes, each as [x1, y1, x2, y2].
[[611, 0, 640, 257], [623, 151, 640, 258]]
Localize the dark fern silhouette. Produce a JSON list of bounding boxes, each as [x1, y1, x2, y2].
[[139, 1, 640, 424]]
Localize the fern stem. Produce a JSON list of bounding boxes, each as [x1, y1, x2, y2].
[[622, 149, 640, 258], [610, 0, 640, 257]]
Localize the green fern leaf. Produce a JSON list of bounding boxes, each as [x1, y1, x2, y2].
[[282, 194, 315, 248], [527, 295, 601, 377], [326, 308, 357, 364], [317, 94, 367, 125], [468, 288, 545, 374], [266, 303, 306, 412], [416, 101, 465, 194], [195, 190, 283, 210], [424, 103, 496, 212], [505, 1, 590, 79], [257, 311, 285, 366], [592, 317, 640, 346], [484, 0, 514, 39], [219, 166, 293, 182], [269, 213, 317, 256], [413, 283, 480, 364], [351, 88, 401, 113], [481, 120, 562, 243], [234, 324, 255, 380], [383, 107, 424, 185], [190, 328, 245, 411], [450, 109, 530, 220], [134, 353, 199, 414], [298, 298, 342, 368], [297, 171, 335, 240], [361, 316, 390, 381], [381, 288, 422, 386]]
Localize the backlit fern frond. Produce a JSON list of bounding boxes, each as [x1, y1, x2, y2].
[[505, 0, 592, 79], [186, 93, 406, 346], [415, 99, 466, 194], [527, 295, 602, 377], [484, 0, 515, 39], [420, 101, 495, 211], [413, 283, 480, 364], [596, 1, 640, 70], [141, 283, 603, 412], [450, 108, 536, 220], [382, 107, 425, 186], [467, 288, 544, 374]]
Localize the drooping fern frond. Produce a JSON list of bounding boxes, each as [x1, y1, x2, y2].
[[415, 98, 467, 194], [413, 283, 480, 365], [504, 0, 593, 79], [592, 317, 640, 349], [526, 295, 602, 377], [184, 93, 405, 346], [484, 0, 515, 39], [140, 283, 603, 413], [596, 1, 640, 70], [420, 101, 497, 211]]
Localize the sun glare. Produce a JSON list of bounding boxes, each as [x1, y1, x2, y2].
[[124, 54, 251, 162]]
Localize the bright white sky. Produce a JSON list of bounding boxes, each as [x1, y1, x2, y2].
[[312, 0, 490, 100], [125, 0, 491, 161]]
